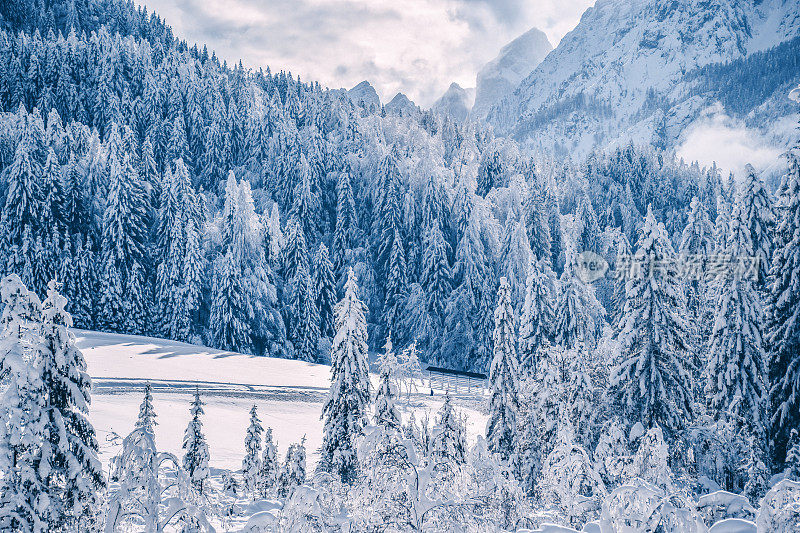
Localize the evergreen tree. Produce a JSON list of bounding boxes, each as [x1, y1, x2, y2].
[[486, 277, 521, 467], [105, 427, 160, 532], [277, 439, 307, 498], [290, 262, 320, 362], [524, 188, 552, 262], [97, 257, 125, 333], [136, 382, 157, 434], [282, 215, 308, 284], [739, 165, 775, 291], [767, 152, 800, 469], [442, 208, 495, 372], [500, 211, 533, 307], [38, 281, 104, 529], [420, 223, 451, 322], [1, 135, 41, 281], [210, 251, 252, 353], [321, 268, 370, 483], [610, 207, 694, 436], [182, 388, 210, 494], [242, 405, 263, 497], [99, 150, 149, 334], [431, 392, 467, 465], [259, 428, 279, 497], [554, 261, 602, 350], [518, 257, 556, 372], [0, 274, 47, 532], [374, 343, 401, 431], [705, 199, 768, 443], [313, 243, 336, 338], [610, 234, 631, 328], [332, 169, 357, 272]]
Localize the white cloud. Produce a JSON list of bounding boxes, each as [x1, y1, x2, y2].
[[676, 107, 783, 180], [136, 0, 593, 107]]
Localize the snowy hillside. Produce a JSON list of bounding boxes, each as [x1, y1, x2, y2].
[[79, 329, 488, 472], [488, 0, 800, 155], [471, 28, 552, 120]]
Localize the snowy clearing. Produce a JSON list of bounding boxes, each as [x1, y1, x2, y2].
[[78, 329, 488, 472]]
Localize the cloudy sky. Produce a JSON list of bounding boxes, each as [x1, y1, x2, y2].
[[137, 0, 594, 107]]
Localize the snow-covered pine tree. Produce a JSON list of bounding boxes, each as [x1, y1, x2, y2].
[[209, 251, 252, 353], [99, 149, 149, 335], [610, 233, 632, 327], [282, 215, 308, 289], [554, 260, 602, 349], [290, 262, 320, 362], [320, 268, 370, 483], [313, 243, 336, 339], [420, 223, 451, 328], [260, 428, 279, 498], [431, 392, 467, 465], [183, 388, 210, 494], [524, 187, 552, 262], [383, 229, 408, 343], [277, 439, 307, 498], [136, 382, 157, 434], [97, 256, 125, 333], [38, 281, 104, 529], [500, 210, 533, 308], [486, 277, 520, 468], [1, 132, 41, 282], [536, 421, 606, 528], [519, 256, 556, 373], [442, 208, 495, 372], [0, 274, 47, 532], [705, 198, 768, 445], [785, 430, 800, 481], [678, 197, 714, 312], [576, 191, 601, 256], [265, 203, 285, 268], [374, 341, 401, 431], [105, 427, 160, 532], [610, 206, 693, 436], [242, 405, 264, 497], [291, 155, 322, 243], [739, 164, 775, 292], [767, 151, 800, 470], [332, 169, 357, 273]]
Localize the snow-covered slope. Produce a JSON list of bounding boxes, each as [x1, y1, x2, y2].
[[385, 92, 418, 115], [431, 82, 474, 122], [347, 80, 381, 109], [488, 0, 800, 156], [79, 330, 487, 473], [471, 28, 552, 119]]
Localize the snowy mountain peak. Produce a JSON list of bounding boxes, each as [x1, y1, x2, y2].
[[488, 0, 800, 155], [431, 82, 474, 122], [385, 92, 418, 115], [472, 27, 552, 119], [348, 80, 380, 109]]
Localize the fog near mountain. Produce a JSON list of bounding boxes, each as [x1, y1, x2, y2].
[[471, 27, 552, 119], [488, 0, 800, 163]]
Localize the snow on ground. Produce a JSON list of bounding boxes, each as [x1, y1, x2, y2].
[[77, 330, 488, 474]]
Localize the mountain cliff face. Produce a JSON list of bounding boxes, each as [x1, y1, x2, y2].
[[471, 28, 552, 119], [487, 0, 800, 156], [385, 92, 418, 115], [348, 80, 381, 109], [431, 82, 474, 122]]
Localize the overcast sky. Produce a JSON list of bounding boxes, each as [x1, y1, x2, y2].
[[137, 0, 594, 107]]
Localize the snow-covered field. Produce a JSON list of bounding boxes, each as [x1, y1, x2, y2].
[[77, 330, 488, 474]]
